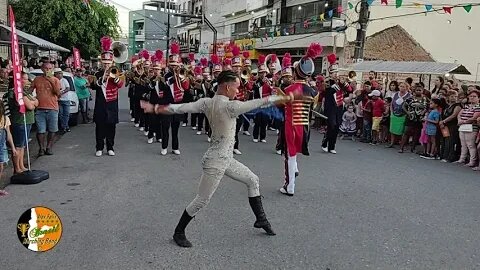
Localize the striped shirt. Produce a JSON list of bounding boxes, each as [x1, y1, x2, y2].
[[460, 104, 480, 131]]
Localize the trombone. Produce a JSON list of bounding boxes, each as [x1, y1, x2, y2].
[[98, 41, 128, 86]]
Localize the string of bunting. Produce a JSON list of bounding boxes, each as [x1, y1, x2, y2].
[[301, 5, 344, 29], [347, 0, 473, 14]]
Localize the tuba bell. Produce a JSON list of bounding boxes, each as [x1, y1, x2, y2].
[[241, 67, 251, 80], [112, 41, 128, 63]]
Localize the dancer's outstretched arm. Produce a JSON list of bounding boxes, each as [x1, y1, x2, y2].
[[226, 95, 293, 118], [141, 98, 208, 115]]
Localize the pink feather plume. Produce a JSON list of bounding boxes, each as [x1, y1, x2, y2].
[[150, 55, 157, 63], [258, 54, 266, 65], [189, 53, 195, 62], [201, 58, 208, 67], [139, 49, 150, 60], [271, 54, 277, 62], [100, 36, 112, 52], [242, 51, 250, 59], [282, 53, 291, 68], [306, 43, 323, 59], [224, 58, 232, 65], [170, 43, 180, 54], [327, 53, 337, 65], [211, 54, 220, 65], [231, 45, 240, 57], [155, 50, 163, 61], [194, 66, 203, 76]]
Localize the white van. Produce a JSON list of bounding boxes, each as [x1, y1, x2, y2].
[[29, 70, 80, 126]]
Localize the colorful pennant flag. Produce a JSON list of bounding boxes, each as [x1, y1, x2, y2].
[[443, 6, 452, 14], [395, 0, 402, 8], [320, 13, 325, 21], [327, 9, 334, 18], [337, 6, 343, 14], [425, 4, 432, 11], [381, 0, 388, 5], [413, 2, 422, 7], [463, 4, 472, 13], [348, 2, 354, 9], [367, 0, 374, 6]]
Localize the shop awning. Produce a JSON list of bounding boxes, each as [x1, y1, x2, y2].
[[348, 60, 471, 75], [0, 24, 70, 53], [254, 32, 345, 50]]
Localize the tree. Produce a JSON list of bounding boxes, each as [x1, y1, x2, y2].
[[9, 0, 120, 59]]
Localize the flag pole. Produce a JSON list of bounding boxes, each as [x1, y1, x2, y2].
[[23, 113, 31, 171]]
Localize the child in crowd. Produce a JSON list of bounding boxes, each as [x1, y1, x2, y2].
[[369, 90, 385, 145], [380, 97, 392, 143], [361, 95, 373, 143], [340, 104, 357, 140], [0, 102, 17, 196], [421, 99, 441, 159]]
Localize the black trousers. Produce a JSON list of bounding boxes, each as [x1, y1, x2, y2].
[[96, 123, 116, 151], [322, 121, 340, 151], [148, 114, 162, 140], [134, 98, 146, 128], [205, 118, 211, 137], [161, 115, 180, 150], [440, 125, 460, 162], [242, 116, 250, 131], [182, 113, 189, 125], [276, 120, 285, 152], [129, 97, 135, 119], [191, 113, 205, 131], [234, 118, 243, 149], [253, 113, 269, 140]]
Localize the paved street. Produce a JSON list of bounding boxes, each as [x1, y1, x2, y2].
[[1, 90, 480, 269]]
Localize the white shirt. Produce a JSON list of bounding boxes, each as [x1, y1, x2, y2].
[[59, 77, 70, 101]]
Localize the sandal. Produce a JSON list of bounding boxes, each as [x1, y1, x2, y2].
[[0, 190, 9, 196]]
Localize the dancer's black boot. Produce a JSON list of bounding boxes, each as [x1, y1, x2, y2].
[[173, 209, 193, 247], [248, 196, 276, 235]]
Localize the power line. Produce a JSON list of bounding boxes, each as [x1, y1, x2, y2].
[[107, 0, 169, 33]]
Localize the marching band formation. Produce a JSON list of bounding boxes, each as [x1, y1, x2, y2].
[[92, 36, 348, 247]]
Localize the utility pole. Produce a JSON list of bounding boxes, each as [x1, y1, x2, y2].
[[165, 0, 170, 58], [353, 0, 370, 62]]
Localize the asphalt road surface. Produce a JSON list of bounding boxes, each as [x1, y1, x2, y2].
[[1, 88, 479, 269]]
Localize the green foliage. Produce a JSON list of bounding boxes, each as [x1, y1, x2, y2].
[[9, 0, 120, 59]]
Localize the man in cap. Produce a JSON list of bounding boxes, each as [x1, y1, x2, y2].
[[55, 68, 71, 134]]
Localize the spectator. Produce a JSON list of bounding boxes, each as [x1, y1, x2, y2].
[[384, 80, 399, 99], [405, 77, 413, 90], [387, 82, 411, 148], [0, 100, 17, 196], [369, 90, 385, 145], [30, 62, 61, 156], [440, 90, 461, 162], [399, 84, 427, 153], [0, 68, 8, 93], [421, 98, 442, 159], [339, 104, 357, 140], [74, 68, 91, 124], [431, 76, 444, 95], [55, 68, 70, 133], [380, 97, 392, 143], [455, 89, 480, 166], [7, 72, 38, 173]]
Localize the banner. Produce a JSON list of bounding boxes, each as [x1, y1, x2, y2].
[[9, 6, 25, 114], [73, 47, 81, 69]]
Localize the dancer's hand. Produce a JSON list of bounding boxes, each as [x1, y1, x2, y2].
[[154, 105, 170, 114], [140, 100, 155, 113]]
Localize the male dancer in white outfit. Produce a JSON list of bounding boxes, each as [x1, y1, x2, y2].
[[142, 70, 293, 247]]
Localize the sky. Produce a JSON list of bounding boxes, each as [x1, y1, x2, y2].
[[108, 0, 145, 35]]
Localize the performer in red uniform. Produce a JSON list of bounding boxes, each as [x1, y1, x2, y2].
[[161, 43, 190, 155], [92, 36, 124, 157], [252, 55, 274, 143], [280, 43, 322, 196], [275, 53, 293, 155]]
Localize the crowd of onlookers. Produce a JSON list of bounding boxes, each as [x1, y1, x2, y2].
[[0, 57, 95, 196], [327, 72, 480, 170]]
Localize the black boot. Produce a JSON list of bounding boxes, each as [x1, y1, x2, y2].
[[173, 210, 193, 248], [248, 196, 276, 235]]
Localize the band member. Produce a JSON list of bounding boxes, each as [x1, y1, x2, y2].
[[252, 55, 274, 143], [133, 50, 150, 135], [141, 70, 294, 248], [199, 58, 212, 136], [182, 53, 196, 127], [275, 53, 293, 155], [280, 43, 321, 196], [205, 54, 222, 142], [223, 58, 232, 71], [92, 36, 124, 157], [231, 45, 251, 155], [322, 53, 348, 154], [190, 66, 206, 135], [241, 51, 253, 136], [147, 50, 165, 144], [161, 43, 190, 155]]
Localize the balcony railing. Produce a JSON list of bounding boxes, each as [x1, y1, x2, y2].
[[179, 42, 199, 53], [231, 20, 336, 41]]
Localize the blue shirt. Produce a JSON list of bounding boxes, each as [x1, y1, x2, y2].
[[426, 109, 440, 135]]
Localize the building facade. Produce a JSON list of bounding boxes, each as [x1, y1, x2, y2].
[[128, 0, 178, 58], [175, 0, 347, 74], [0, 0, 6, 24]]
